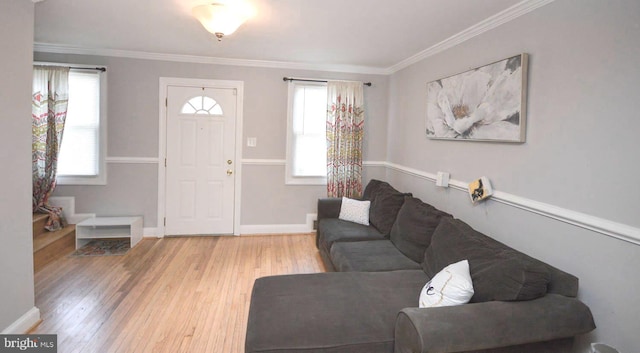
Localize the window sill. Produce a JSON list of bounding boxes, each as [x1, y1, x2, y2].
[[57, 174, 107, 186], [285, 176, 327, 186]]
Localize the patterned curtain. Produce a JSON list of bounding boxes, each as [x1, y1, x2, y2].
[[32, 66, 70, 231], [326, 81, 365, 198]]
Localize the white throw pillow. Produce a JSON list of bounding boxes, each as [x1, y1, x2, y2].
[[338, 197, 370, 226], [419, 259, 474, 308]]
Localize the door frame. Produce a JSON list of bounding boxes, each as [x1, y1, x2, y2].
[[158, 77, 244, 237]]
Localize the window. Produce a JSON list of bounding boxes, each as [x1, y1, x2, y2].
[[57, 69, 107, 185], [285, 82, 328, 185], [181, 95, 223, 115]]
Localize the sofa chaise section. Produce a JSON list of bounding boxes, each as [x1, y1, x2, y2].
[[245, 270, 429, 353], [246, 270, 593, 353]]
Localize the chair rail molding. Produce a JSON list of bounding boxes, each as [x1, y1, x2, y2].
[[241, 159, 387, 166], [241, 159, 286, 166], [385, 162, 640, 246], [106, 156, 159, 164]]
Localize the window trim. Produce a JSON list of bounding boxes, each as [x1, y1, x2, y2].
[[35, 62, 108, 185], [285, 81, 327, 185]]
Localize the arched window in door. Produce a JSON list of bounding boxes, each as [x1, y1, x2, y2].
[[180, 95, 223, 115]]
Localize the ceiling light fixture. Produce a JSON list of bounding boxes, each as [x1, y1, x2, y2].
[[192, 2, 252, 41]]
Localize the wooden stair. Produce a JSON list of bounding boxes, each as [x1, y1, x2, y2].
[[33, 213, 75, 273]]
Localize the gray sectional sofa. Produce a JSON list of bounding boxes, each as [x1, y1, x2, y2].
[[246, 180, 596, 353]]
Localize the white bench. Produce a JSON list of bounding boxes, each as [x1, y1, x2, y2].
[[75, 216, 143, 249]]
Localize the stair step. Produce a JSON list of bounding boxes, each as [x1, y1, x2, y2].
[[33, 224, 75, 273], [33, 224, 75, 252], [32, 213, 49, 238]]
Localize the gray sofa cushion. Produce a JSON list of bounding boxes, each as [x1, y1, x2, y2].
[[389, 196, 452, 263], [318, 218, 385, 256], [423, 218, 550, 302], [330, 240, 422, 272], [362, 179, 386, 201], [245, 270, 428, 353], [368, 183, 409, 237]]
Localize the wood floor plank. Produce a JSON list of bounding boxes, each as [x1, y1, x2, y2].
[[31, 233, 325, 353]]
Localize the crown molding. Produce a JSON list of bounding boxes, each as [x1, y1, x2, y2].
[[33, 0, 554, 76], [386, 0, 556, 73], [33, 42, 389, 75]]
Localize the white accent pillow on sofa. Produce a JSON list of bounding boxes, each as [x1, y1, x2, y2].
[[419, 259, 474, 308], [338, 197, 370, 226]]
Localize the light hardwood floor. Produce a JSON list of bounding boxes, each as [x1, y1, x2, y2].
[[31, 234, 325, 353]]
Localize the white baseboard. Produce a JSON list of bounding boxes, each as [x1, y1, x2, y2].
[[143, 227, 160, 238], [240, 224, 311, 235], [48, 196, 75, 215], [68, 213, 95, 225], [306, 213, 317, 231], [240, 214, 317, 235], [1, 307, 41, 334], [48, 197, 95, 224]]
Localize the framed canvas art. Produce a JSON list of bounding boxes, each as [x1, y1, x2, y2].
[[426, 53, 528, 142]]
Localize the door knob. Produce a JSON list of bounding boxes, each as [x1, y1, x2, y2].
[[227, 169, 233, 176]]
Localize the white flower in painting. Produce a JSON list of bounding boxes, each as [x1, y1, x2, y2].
[[426, 57, 523, 141]]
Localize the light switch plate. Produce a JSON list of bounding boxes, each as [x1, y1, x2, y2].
[[247, 137, 257, 147], [435, 172, 450, 187]]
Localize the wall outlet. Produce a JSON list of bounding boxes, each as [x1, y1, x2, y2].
[[435, 172, 450, 187]]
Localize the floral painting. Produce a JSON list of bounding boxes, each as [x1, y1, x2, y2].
[[426, 54, 528, 142]]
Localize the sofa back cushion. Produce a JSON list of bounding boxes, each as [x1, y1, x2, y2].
[[367, 181, 410, 237], [423, 218, 551, 302], [362, 179, 386, 201], [389, 196, 452, 263]]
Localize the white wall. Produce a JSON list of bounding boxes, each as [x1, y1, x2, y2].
[[34, 53, 389, 230], [386, 0, 640, 352], [0, 0, 38, 332]]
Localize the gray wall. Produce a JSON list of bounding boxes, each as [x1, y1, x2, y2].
[[32, 1, 640, 350], [386, 0, 640, 352], [0, 0, 36, 331], [35, 53, 389, 228]]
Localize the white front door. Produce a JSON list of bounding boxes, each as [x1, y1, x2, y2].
[[165, 85, 237, 235]]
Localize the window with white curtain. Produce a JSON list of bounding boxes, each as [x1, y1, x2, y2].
[[56, 69, 107, 185], [285, 81, 328, 185]]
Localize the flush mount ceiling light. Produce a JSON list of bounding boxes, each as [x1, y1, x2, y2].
[[192, 2, 253, 41]]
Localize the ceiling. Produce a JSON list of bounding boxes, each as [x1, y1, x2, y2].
[[34, 0, 540, 73]]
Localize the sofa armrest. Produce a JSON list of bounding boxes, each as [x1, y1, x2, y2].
[[317, 198, 342, 222], [394, 294, 595, 353], [316, 198, 342, 248]]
